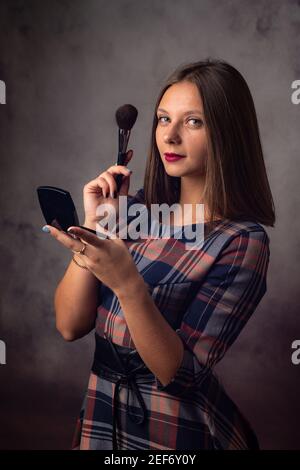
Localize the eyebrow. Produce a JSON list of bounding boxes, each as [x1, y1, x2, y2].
[[157, 107, 203, 116]]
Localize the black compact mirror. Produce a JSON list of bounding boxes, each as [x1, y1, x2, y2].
[[37, 186, 79, 232]]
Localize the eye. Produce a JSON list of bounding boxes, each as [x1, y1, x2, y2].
[[157, 115, 169, 124], [157, 115, 203, 127], [187, 118, 203, 127]]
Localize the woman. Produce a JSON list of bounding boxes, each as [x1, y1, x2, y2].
[[43, 58, 275, 450]]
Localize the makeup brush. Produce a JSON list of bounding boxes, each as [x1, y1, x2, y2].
[[114, 104, 138, 193]]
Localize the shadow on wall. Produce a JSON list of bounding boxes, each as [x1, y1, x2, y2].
[[0, 375, 84, 450]]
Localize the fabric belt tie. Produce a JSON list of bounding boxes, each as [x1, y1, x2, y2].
[[91, 332, 154, 450]]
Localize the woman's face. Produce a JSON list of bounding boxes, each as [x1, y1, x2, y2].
[[155, 80, 208, 178]]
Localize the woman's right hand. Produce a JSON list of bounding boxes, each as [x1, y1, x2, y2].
[[83, 149, 133, 230]]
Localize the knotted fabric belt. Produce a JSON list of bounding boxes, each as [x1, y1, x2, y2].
[[91, 332, 155, 450]]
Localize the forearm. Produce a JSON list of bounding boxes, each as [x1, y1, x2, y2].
[[54, 254, 100, 340], [115, 276, 184, 386], [54, 256, 99, 340], [54, 220, 100, 341]]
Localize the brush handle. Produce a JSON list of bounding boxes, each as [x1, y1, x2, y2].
[[115, 151, 128, 192]]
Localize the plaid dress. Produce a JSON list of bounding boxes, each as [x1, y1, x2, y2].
[[72, 187, 270, 450]]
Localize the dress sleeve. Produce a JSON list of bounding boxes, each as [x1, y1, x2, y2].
[[155, 229, 270, 396]]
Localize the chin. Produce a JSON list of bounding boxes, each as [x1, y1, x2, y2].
[[163, 168, 185, 177], [162, 162, 184, 175]]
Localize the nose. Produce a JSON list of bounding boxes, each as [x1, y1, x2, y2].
[[163, 123, 182, 145]]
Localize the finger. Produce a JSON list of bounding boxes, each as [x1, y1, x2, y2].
[[124, 149, 133, 165], [67, 226, 109, 247], [106, 165, 132, 177], [105, 167, 132, 197], [84, 177, 109, 199], [43, 224, 77, 239], [96, 176, 110, 198], [101, 171, 119, 198], [118, 173, 131, 196], [43, 225, 90, 253]]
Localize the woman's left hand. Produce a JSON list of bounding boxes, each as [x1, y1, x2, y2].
[[44, 224, 142, 295]]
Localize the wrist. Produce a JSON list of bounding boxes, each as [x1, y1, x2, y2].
[[83, 218, 96, 230], [72, 253, 88, 270], [114, 273, 147, 300]]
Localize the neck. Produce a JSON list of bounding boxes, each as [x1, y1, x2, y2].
[[177, 175, 209, 223], [179, 175, 206, 205]]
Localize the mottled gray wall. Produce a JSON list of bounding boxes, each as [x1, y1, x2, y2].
[[0, 0, 299, 450]]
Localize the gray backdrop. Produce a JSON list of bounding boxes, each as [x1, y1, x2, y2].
[[0, 0, 299, 450]]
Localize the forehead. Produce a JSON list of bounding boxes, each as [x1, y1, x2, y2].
[[158, 81, 203, 110]]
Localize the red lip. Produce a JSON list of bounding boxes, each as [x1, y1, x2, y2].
[[164, 152, 186, 162]]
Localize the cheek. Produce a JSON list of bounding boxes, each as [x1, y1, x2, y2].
[[190, 133, 207, 155], [186, 138, 207, 169]]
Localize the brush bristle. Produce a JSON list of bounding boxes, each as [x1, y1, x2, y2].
[[115, 104, 138, 130]]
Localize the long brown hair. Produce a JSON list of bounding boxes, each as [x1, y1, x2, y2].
[[143, 58, 276, 227]]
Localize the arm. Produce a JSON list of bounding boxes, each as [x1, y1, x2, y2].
[[115, 229, 270, 392], [54, 220, 101, 341], [53, 166, 136, 341], [54, 191, 140, 341], [116, 279, 185, 387]]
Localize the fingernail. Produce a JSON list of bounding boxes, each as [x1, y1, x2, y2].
[[42, 225, 50, 233]]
